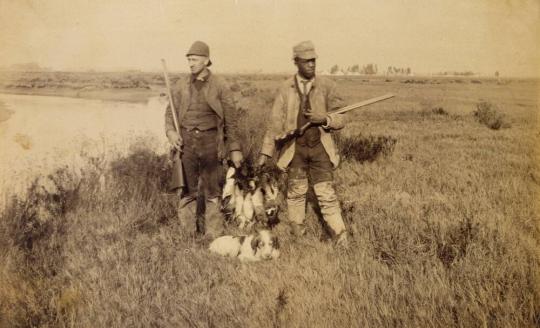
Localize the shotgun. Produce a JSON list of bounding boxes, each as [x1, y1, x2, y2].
[[274, 93, 395, 145], [162, 59, 185, 192]]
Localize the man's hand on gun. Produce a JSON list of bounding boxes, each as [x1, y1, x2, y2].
[[304, 112, 327, 125], [166, 130, 183, 150]]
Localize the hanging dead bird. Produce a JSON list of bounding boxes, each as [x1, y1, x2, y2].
[[251, 186, 267, 225], [261, 173, 280, 227], [262, 173, 279, 203], [233, 184, 245, 226], [222, 166, 236, 219], [221, 160, 282, 230], [241, 191, 255, 229]]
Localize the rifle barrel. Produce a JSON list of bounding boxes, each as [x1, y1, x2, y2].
[[274, 93, 395, 144], [329, 93, 394, 115], [161, 59, 180, 134]]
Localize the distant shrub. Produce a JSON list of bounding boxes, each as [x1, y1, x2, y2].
[[470, 80, 482, 84], [240, 87, 258, 97], [335, 133, 397, 162], [473, 101, 511, 130], [229, 82, 241, 92], [258, 87, 276, 106], [420, 106, 448, 117], [431, 107, 448, 115], [401, 79, 426, 84]]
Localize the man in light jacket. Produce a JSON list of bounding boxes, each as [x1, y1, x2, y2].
[[257, 41, 348, 247]]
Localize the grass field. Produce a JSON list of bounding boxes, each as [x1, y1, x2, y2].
[[0, 74, 539, 327]]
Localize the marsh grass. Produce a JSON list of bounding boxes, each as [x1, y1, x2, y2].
[[1, 76, 539, 327], [335, 133, 397, 163]]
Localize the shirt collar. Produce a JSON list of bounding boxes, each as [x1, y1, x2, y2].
[[296, 73, 314, 85], [191, 68, 211, 82]]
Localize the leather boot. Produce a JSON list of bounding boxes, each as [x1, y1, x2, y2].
[[178, 196, 197, 235], [205, 197, 224, 239]]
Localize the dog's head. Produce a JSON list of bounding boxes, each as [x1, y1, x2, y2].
[[265, 205, 278, 218], [259, 173, 281, 227], [251, 230, 280, 260], [264, 201, 280, 227], [261, 173, 279, 200]]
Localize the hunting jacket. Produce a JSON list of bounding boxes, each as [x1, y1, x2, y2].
[[164, 71, 241, 159], [260, 75, 346, 170]]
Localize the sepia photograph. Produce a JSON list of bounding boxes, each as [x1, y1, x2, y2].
[[0, 0, 539, 327]]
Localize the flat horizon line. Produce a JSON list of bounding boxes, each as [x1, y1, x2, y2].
[[0, 69, 539, 79]]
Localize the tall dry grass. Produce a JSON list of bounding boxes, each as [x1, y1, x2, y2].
[[0, 76, 539, 327]]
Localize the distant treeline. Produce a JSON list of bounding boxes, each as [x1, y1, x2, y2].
[[435, 71, 475, 76], [326, 64, 412, 76]]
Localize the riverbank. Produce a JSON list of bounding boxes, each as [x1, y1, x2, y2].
[[0, 87, 159, 103], [0, 100, 14, 122]]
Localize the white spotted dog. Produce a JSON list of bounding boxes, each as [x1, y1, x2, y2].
[[209, 230, 280, 262]]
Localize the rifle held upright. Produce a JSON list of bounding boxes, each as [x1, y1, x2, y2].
[[162, 59, 185, 192]]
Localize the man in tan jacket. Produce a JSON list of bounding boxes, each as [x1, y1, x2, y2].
[[165, 41, 243, 238], [257, 41, 348, 247]]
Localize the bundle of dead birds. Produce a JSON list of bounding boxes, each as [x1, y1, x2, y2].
[[221, 162, 281, 230]]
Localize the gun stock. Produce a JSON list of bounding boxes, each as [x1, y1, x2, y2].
[[274, 93, 394, 145], [162, 59, 185, 192], [169, 149, 185, 192]]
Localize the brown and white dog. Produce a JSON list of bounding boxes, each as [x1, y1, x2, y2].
[[209, 230, 280, 262]]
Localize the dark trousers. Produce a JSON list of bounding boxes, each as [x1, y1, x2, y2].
[[289, 142, 333, 184], [180, 128, 221, 200]]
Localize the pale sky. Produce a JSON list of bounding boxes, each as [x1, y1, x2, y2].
[[0, 0, 539, 76]]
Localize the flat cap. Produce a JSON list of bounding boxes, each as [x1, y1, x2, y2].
[[293, 40, 318, 60]]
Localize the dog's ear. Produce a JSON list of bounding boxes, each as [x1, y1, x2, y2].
[[272, 236, 280, 249], [251, 235, 260, 252]]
